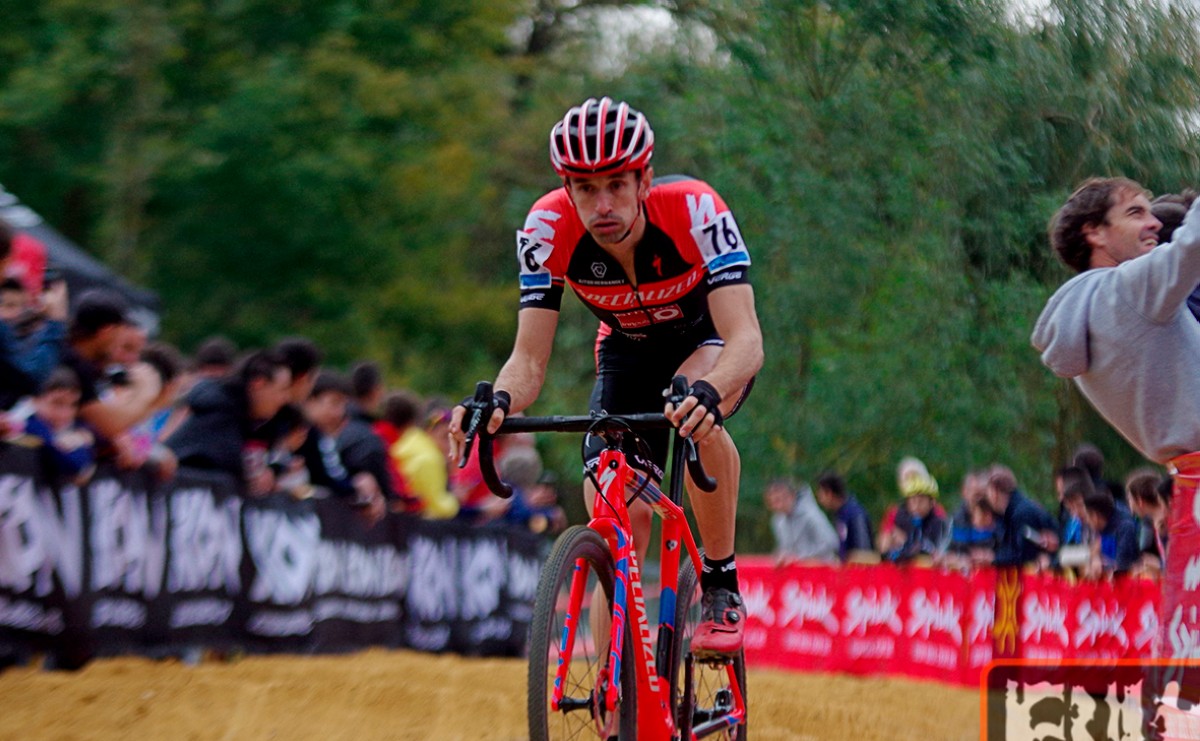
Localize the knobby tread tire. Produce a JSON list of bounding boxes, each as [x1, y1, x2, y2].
[[527, 525, 637, 741]]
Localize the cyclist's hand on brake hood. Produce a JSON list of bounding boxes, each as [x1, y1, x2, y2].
[[664, 377, 723, 444], [447, 388, 511, 463]]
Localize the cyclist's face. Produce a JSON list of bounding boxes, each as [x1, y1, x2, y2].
[[567, 170, 650, 246]]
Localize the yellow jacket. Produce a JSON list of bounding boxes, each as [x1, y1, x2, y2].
[[390, 427, 459, 519]]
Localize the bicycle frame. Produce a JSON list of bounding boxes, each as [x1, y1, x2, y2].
[[551, 445, 746, 740]]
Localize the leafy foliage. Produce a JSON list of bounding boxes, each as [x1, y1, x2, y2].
[[2, 0, 1198, 547]]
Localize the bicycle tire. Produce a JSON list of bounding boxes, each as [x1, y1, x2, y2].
[[671, 554, 748, 741], [527, 525, 637, 741]]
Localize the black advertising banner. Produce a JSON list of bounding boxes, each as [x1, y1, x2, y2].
[[86, 464, 166, 655], [158, 468, 243, 651], [239, 494, 321, 652], [0, 451, 544, 662], [308, 501, 407, 651], [0, 444, 88, 659], [404, 519, 543, 656]]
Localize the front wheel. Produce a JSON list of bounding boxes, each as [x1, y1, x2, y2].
[[671, 555, 748, 740], [527, 525, 637, 741]]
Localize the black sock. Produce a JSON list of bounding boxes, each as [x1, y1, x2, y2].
[[700, 554, 739, 594]]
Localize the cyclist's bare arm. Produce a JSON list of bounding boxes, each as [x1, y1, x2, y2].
[[448, 307, 559, 461], [667, 284, 763, 441]]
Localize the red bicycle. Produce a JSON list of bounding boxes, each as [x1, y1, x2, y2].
[[460, 377, 747, 741]]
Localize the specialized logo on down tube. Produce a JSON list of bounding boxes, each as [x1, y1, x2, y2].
[[983, 660, 1200, 741]]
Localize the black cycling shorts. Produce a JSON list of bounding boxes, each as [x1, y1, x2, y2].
[[584, 329, 753, 481]]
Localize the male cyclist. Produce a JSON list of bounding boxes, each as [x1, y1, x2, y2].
[[449, 97, 763, 656]]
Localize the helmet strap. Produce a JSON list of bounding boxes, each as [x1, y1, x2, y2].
[[615, 202, 644, 244]]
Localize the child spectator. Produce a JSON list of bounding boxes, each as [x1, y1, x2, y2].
[[881, 469, 949, 563], [1048, 466, 1094, 571], [1055, 466, 1089, 549], [23, 366, 95, 485]]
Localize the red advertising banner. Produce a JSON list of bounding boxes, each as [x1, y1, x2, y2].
[[1017, 571, 1071, 661], [961, 568, 995, 685], [899, 566, 968, 682], [839, 564, 904, 677], [737, 558, 1161, 687], [1163, 452, 1200, 660]]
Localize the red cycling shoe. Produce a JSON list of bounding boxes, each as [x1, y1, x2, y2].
[[691, 587, 746, 657]]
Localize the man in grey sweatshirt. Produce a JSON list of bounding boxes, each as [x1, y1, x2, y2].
[[1032, 176, 1200, 664], [1033, 177, 1200, 464]]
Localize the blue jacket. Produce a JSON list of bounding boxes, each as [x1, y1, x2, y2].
[[994, 489, 1057, 567], [834, 495, 874, 561]]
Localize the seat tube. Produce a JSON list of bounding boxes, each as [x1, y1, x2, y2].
[[656, 515, 684, 682]]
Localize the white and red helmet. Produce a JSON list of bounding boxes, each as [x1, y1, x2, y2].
[[549, 97, 655, 178]]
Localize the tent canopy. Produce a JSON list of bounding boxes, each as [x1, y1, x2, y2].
[[0, 183, 160, 332]]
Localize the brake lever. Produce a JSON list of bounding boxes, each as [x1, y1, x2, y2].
[[459, 380, 514, 499], [457, 380, 493, 469]]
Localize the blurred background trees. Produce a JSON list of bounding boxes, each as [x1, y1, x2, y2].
[[2, 0, 1198, 546]]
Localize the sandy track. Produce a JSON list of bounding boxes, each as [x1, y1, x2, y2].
[[0, 650, 979, 740]]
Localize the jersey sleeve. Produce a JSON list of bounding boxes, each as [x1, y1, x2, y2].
[[664, 179, 752, 289], [516, 191, 573, 311]]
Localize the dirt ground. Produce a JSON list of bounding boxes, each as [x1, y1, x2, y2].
[[0, 650, 980, 741]]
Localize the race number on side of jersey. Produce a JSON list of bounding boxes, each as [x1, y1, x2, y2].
[[690, 211, 751, 274], [516, 231, 555, 289]]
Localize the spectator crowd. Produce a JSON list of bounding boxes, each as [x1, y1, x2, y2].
[[766, 443, 1169, 582], [0, 220, 564, 536]]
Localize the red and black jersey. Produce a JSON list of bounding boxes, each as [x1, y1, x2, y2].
[[516, 176, 751, 342]]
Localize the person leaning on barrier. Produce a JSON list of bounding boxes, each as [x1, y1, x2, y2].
[[60, 289, 167, 446], [814, 470, 875, 563], [274, 336, 323, 405], [986, 464, 1058, 569], [384, 390, 459, 519], [943, 469, 997, 569], [20, 366, 96, 485], [881, 469, 949, 564], [1081, 484, 1140, 578], [299, 370, 386, 527], [348, 360, 386, 423], [166, 348, 293, 495], [764, 478, 839, 565], [1125, 467, 1169, 577]]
